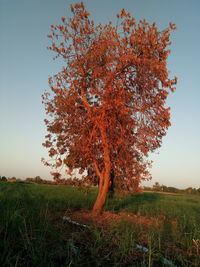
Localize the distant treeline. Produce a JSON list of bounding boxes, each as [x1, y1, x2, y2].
[[0, 176, 199, 195], [0, 175, 83, 186], [144, 182, 200, 195]]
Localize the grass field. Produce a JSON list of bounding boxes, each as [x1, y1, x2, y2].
[[0, 182, 199, 266]]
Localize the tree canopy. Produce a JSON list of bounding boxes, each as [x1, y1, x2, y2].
[[42, 2, 177, 214]]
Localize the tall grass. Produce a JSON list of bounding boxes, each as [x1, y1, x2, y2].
[[0, 182, 63, 266], [0, 182, 200, 266], [106, 192, 200, 266]]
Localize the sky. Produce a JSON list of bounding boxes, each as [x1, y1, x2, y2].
[[0, 0, 200, 189]]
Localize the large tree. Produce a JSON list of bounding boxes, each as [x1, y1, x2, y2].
[[42, 2, 177, 215]]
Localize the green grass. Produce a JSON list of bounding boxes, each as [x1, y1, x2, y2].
[[0, 182, 200, 266]]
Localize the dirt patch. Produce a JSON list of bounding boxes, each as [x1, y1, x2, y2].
[[64, 210, 165, 229]]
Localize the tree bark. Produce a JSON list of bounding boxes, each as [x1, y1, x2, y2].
[[92, 171, 110, 215], [92, 123, 111, 215]]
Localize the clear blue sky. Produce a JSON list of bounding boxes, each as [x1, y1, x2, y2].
[[0, 0, 200, 189]]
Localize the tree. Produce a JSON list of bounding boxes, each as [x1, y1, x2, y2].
[[0, 176, 7, 182], [42, 2, 177, 215], [153, 182, 161, 191], [35, 176, 43, 184]]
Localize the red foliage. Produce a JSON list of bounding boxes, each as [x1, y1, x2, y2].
[[42, 2, 177, 214]]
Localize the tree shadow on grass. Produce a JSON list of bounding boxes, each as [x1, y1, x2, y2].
[[107, 192, 163, 213]]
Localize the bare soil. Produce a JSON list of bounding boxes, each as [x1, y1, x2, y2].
[[65, 210, 165, 229]]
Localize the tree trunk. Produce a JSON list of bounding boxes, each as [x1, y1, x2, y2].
[[92, 171, 110, 215], [92, 120, 111, 215]]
